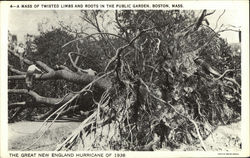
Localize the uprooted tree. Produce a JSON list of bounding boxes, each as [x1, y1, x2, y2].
[[8, 10, 241, 151]]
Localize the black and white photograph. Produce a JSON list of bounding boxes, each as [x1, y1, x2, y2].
[[1, 1, 249, 157]]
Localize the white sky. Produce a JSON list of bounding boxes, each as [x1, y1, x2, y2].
[[8, 10, 83, 39], [8, 10, 242, 43]]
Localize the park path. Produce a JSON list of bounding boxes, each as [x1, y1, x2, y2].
[[8, 121, 80, 142]]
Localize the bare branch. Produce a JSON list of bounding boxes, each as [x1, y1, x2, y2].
[[68, 52, 87, 73], [8, 49, 54, 72], [35, 61, 54, 73], [8, 65, 26, 75], [9, 102, 26, 109], [8, 49, 33, 65], [9, 68, 111, 90], [56, 65, 73, 72], [8, 101, 48, 109], [194, 10, 207, 31], [206, 10, 216, 16], [215, 69, 234, 80], [214, 10, 225, 30], [8, 89, 74, 106], [194, 59, 240, 88]]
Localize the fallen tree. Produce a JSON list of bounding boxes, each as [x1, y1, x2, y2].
[[8, 10, 241, 151]]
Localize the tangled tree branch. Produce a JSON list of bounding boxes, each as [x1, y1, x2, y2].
[[194, 58, 240, 88], [104, 27, 157, 72]]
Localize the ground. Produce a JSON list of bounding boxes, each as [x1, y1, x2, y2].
[[8, 121, 241, 151], [175, 121, 241, 151], [8, 121, 80, 151]]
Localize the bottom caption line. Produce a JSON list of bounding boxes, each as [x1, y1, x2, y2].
[[9, 153, 126, 158]]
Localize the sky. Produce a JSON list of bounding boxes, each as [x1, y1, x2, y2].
[[8, 10, 83, 39], [8, 10, 242, 43]]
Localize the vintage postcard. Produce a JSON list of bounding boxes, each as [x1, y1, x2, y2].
[[0, 1, 249, 158]]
